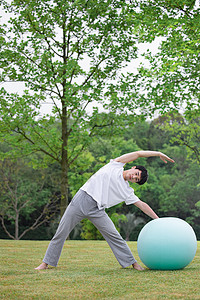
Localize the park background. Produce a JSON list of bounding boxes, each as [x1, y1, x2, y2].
[[0, 0, 199, 243]]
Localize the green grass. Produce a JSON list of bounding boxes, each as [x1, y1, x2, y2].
[[0, 240, 199, 299]]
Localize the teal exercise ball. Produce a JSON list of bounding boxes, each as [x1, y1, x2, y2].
[[137, 217, 197, 270]]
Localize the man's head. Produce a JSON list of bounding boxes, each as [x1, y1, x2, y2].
[[123, 165, 148, 185], [135, 165, 148, 185]]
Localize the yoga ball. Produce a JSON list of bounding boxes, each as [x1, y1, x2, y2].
[[137, 217, 197, 270]]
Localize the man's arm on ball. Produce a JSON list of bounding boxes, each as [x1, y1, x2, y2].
[[134, 200, 159, 219]]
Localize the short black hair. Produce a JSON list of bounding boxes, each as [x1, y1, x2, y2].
[[135, 165, 148, 185]]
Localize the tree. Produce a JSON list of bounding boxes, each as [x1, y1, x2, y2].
[[0, 0, 146, 216], [0, 158, 58, 239], [1, 0, 198, 218], [135, 0, 200, 117], [157, 110, 200, 164]]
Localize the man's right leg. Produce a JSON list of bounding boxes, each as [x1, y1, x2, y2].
[[88, 208, 137, 268], [35, 190, 85, 269]]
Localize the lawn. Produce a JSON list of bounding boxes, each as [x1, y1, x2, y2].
[[0, 240, 199, 299]]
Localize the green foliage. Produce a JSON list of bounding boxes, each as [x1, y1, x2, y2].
[[135, 1, 200, 117], [159, 112, 200, 164], [0, 0, 200, 237], [0, 156, 59, 239], [0, 117, 200, 240], [0, 0, 143, 119], [81, 219, 104, 240], [80, 212, 127, 240], [1, 0, 199, 217], [68, 150, 95, 198], [0, 0, 146, 214]]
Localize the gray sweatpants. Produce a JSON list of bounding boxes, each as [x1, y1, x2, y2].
[[43, 190, 136, 268]]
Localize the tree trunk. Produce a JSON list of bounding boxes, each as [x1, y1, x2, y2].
[[15, 211, 19, 240], [126, 234, 130, 241], [60, 104, 68, 217], [60, 14, 69, 217], [60, 161, 68, 217]]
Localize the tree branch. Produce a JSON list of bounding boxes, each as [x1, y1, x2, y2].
[[179, 137, 200, 164], [18, 199, 58, 240], [76, 57, 106, 94], [14, 128, 61, 163], [49, 93, 62, 119], [30, 125, 60, 159], [68, 120, 113, 166], [0, 216, 15, 240]]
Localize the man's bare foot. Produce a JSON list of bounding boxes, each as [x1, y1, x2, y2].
[[35, 262, 48, 270], [132, 262, 145, 271]]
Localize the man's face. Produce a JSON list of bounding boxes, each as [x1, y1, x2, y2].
[[124, 166, 142, 183]]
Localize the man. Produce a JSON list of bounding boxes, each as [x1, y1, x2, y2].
[[35, 150, 174, 271]]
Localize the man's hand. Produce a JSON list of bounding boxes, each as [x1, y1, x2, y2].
[[159, 153, 175, 164]]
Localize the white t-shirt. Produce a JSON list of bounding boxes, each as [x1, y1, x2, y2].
[[80, 159, 140, 210]]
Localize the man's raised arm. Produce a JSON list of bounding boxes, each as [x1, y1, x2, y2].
[[114, 150, 175, 164]]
